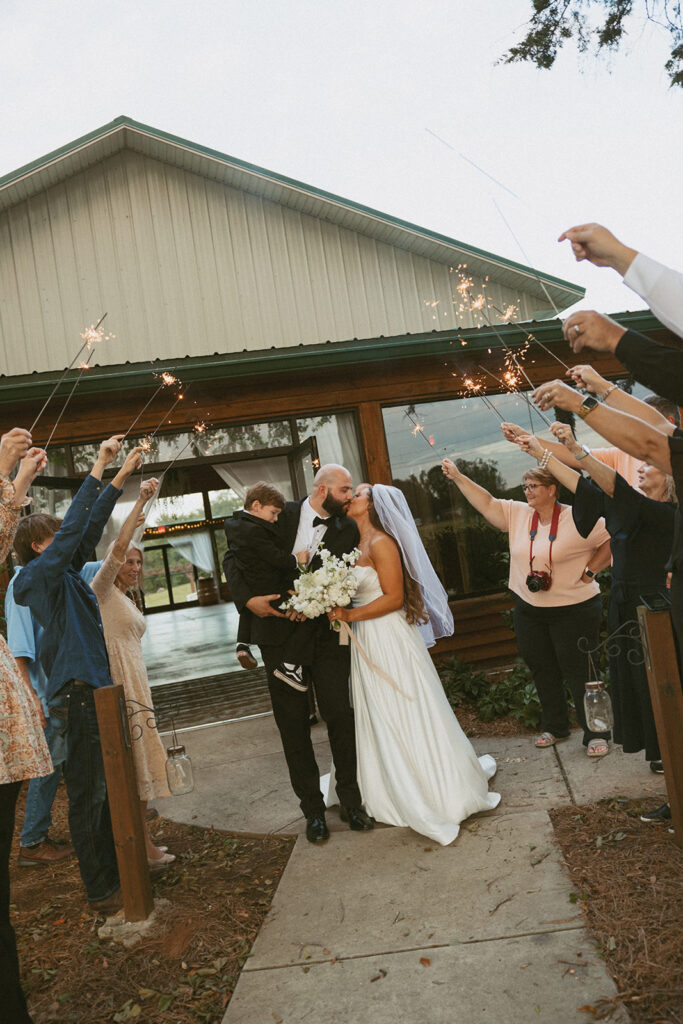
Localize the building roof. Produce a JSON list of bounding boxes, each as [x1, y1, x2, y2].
[[0, 115, 584, 312], [0, 309, 665, 406]]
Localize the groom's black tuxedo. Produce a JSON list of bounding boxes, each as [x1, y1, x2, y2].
[[223, 499, 362, 818]]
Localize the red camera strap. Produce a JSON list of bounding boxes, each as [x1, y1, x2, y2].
[[529, 502, 561, 575]]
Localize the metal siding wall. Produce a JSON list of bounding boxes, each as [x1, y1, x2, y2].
[[0, 150, 544, 374]]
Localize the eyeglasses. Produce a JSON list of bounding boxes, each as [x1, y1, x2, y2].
[[522, 483, 544, 492]]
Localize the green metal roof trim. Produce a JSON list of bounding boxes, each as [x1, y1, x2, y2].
[[0, 310, 665, 407], [0, 115, 584, 304]]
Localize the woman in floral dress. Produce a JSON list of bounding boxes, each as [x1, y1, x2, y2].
[[0, 429, 53, 1024]]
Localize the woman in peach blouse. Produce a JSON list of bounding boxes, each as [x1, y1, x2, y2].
[[442, 456, 612, 757], [90, 476, 174, 868], [0, 428, 53, 1024]]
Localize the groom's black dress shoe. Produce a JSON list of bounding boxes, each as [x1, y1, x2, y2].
[[306, 814, 330, 843], [340, 806, 374, 831]]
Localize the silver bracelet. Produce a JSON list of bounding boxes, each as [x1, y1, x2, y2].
[[598, 383, 618, 402]]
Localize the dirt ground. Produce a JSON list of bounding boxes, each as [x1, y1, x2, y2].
[[550, 798, 683, 1023], [10, 761, 682, 1023], [10, 785, 294, 1024]]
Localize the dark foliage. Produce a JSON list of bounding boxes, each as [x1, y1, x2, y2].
[[500, 1, 683, 89]]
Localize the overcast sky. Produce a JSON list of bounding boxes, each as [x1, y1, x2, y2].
[[2, 0, 681, 322]]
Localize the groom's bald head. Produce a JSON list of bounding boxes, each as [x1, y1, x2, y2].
[[311, 464, 353, 516]]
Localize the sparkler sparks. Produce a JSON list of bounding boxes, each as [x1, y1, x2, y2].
[[81, 322, 115, 350], [30, 313, 109, 435], [122, 367, 184, 442]]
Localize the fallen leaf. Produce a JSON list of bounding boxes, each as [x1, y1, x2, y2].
[[420, 957, 431, 967]]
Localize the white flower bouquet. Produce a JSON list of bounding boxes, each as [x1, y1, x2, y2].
[[281, 546, 361, 628]]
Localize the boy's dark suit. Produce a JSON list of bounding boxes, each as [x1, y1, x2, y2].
[[224, 499, 362, 818], [224, 510, 298, 651]]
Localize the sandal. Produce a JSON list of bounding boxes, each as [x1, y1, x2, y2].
[[535, 732, 559, 748], [587, 739, 609, 758]]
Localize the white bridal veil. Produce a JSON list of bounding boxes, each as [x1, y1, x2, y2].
[[371, 484, 454, 647]]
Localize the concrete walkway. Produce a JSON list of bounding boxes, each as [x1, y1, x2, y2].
[[153, 717, 666, 1023]]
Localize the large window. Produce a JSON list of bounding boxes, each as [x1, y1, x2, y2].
[[382, 381, 653, 600]]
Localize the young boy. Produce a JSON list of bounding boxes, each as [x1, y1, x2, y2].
[[13, 437, 142, 912], [6, 529, 101, 867], [224, 482, 311, 691]]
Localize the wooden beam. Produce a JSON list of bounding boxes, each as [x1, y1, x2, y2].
[[637, 605, 683, 847], [94, 685, 154, 920], [357, 401, 392, 484]]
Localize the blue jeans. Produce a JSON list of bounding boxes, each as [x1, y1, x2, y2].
[[20, 717, 66, 848], [48, 682, 119, 902]]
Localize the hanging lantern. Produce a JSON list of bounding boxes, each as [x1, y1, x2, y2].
[[584, 681, 614, 733], [165, 718, 194, 794]]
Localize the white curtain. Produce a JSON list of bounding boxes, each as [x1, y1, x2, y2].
[[213, 457, 293, 502], [95, 478, 142, 558], [166, 530, 215, 574], [300, 413, 364, 485]]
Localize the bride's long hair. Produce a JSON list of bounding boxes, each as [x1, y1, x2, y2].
[[366, 487, 428, 627]]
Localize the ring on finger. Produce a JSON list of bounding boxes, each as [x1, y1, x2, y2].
[[573, 324, 580, 335]]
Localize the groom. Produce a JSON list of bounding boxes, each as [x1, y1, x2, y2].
[[223, 464, 373, 843]]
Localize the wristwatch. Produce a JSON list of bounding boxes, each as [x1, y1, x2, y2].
[[577, 395, 599, 420], [584, 567, 596, 579], [574, 444, 591, 461]]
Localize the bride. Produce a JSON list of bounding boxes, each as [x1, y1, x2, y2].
[[326, 483, 500, 846]]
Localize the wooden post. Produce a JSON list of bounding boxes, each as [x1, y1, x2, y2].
[[637, 605, 683, 848], [94, 684, 154, 921]]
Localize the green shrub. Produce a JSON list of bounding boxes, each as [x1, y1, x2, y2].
[[438, 656, 544, 730]]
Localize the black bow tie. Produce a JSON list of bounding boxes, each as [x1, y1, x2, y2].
[[312, 516, 330, 528]]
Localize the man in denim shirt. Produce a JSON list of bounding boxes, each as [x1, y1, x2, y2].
[[5, 557, 100, 866], [14, 437, 142, 910]]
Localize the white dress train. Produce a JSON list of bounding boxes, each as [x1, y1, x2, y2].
[[325, 565, 500, 846]]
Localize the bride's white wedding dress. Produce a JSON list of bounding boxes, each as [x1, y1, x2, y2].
[[326, 565, 500, 846]]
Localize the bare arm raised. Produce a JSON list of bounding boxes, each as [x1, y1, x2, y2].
[[441, 458, 507, 531]]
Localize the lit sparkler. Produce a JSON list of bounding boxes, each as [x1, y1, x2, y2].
[[404, 408, 437, 451], [121, 367, 183, 442], [30, 313, 109, 434], [490, 303, 572, 373], [460, 375, 506, 422]]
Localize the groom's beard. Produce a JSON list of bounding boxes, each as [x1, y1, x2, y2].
[[322, 493, 349, 518]]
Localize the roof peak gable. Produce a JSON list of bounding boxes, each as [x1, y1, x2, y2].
[[0, 115, 583, 309]]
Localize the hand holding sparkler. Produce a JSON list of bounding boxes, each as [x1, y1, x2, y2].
[[500, 422, 525, 443], [514, 433, 545, 461], [441, 458, 462, 482], [0, 428, 33, 475], [140, 477, 159, 503], [111, 446, 145, 490], [550, 421, 583, 457], [90, 435, 124, 484], [12, 447, 48, 506], [558, 223, 637, 276], [562, 310, 626, 355], [565, 364, 610, 395], [533, 379, 583, 415], [17, 447, 48, 483]]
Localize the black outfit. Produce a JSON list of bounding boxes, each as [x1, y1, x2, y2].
[[513, 593, 605, 744], [1, 782, 33, 1023], [573, 474, 675, 760], [224, 501, 362, 818], [224, 510, 314, 666], [614, 330, 683, 653]]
